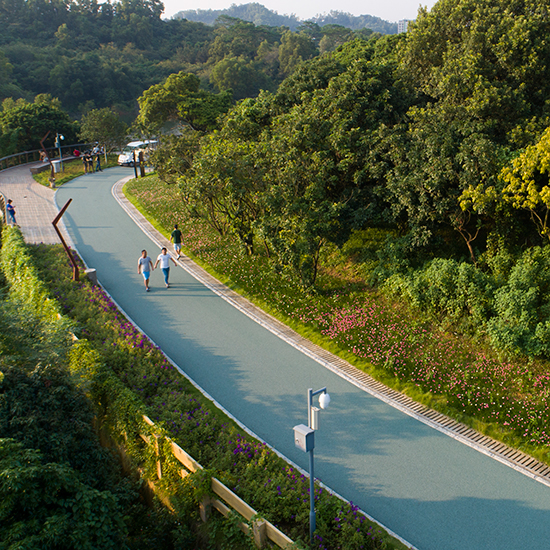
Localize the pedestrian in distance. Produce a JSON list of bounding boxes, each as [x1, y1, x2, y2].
[[6, 199, 17, 226], [82, 152, 89, 174], [137, 249, 154, 291], [154, 247, 177, 288], [95, 150, 102, 172], [86, 152, 94, 174], [170, 224, 183, 259]]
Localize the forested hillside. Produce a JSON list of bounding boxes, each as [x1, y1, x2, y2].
[[0, 0, 374, 118], [174, 2, 397, 34], [145, 0, 550, 362]]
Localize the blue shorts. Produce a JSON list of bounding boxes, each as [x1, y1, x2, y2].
[[142, 270, 150, 280], [174, 243, 182, 251]]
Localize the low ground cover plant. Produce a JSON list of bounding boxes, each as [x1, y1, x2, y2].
[[124, 174, 550, 463], [27, 239, 403, 550]]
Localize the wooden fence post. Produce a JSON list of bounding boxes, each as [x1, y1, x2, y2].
[[199, 496, 211, 522], [154, 434, 162, 480], [253, 519, 267, 548]]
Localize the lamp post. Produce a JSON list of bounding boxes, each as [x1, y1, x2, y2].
[[55, 133, 64, 172], [293, 386, 331, 543]]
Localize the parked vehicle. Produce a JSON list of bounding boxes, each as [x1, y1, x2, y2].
[[117, 140, 158, 166]]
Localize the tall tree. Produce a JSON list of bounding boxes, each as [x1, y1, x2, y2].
[[79, 107, 128, 152]]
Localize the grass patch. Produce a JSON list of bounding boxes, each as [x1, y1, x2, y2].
[[33, 154, 120, 187], [124, 174, 550, 466]]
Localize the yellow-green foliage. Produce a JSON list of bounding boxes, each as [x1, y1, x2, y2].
[[499, 127, 550, 239], [0, 226, 61, 322]]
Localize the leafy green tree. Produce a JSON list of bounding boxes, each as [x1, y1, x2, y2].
[[0, 439, 126, 550], [278, 31, 318, 77], [79, 107, 128, 153], [208, 16, 280, 62], [499, 126, 550, 241], [183, 133, 264, 253], [0, 97, 78, 155], [379, 0, 550, 257], [150, 130, 200, 184], [136, 71, 232, 132], [257, 51, 406, 286], [210, 55, 271, 100], [0, 50, 22, 101]]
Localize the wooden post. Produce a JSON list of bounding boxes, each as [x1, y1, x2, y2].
[[199, 496, 211, 522], [153, 434, 162, 480], [139, 151, 146, 178], [52, 199, 79, 281], [253, 519, 267, 548]]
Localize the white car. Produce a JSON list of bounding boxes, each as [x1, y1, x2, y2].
[[118, 140, 158, 166]]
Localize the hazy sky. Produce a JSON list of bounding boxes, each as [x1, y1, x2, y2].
[[162, 0, 438, 23]]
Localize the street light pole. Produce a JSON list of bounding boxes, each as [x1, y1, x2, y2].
[[293, 387, 331, 543], [55, 132, 64, 172]]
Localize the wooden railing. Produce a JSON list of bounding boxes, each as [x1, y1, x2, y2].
[[139, 415, 297, 549]]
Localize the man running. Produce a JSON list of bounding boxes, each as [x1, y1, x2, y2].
[[137, 249, 154, 291], [170, 224, 183, 259]]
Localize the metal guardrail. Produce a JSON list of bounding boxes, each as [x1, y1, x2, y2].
[[0, 143, 92, 171]]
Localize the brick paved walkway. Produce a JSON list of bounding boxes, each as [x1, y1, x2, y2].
[[0, 163, 68, 244]]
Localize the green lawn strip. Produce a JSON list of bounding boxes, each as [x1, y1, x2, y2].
[[123, 174, 550, 467], [27, 241, 406, 550], [33, 155, 120, 187]]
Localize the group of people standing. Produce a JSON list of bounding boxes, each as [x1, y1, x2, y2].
[[137, 225, 182, 291], [79, 144, 104, 174]]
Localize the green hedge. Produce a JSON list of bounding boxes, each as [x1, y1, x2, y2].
[[0, 226, 63, 323]]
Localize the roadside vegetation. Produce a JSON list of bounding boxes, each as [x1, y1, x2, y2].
[[33, 154, 120, 187], [0, 227, 201, 550], [125, 173, 550, 465], [16, 229, 408, 550]]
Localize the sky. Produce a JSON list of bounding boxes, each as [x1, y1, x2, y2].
[[162, 0, 438, 24]]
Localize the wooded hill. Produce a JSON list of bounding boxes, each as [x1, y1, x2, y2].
[[0, 0, 377, 117], [174, 2, 398, 34], [142, 0, 550, 361]]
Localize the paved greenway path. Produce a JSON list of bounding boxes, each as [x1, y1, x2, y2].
[[47, 168, 550, 550]]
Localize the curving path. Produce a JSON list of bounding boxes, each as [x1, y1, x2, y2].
[[5, 165, 550, 550]]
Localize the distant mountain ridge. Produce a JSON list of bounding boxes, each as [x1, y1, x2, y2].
[[172, 2, 398, 34]]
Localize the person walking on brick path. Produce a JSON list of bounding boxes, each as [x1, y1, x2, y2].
[[170, 224, 182, 259], [137, 249, 154, 291], [6, 199, 16, 226], [154, 247, 177, 288]]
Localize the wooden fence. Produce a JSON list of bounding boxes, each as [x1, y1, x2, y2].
[[139, 414, 297, 549]]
